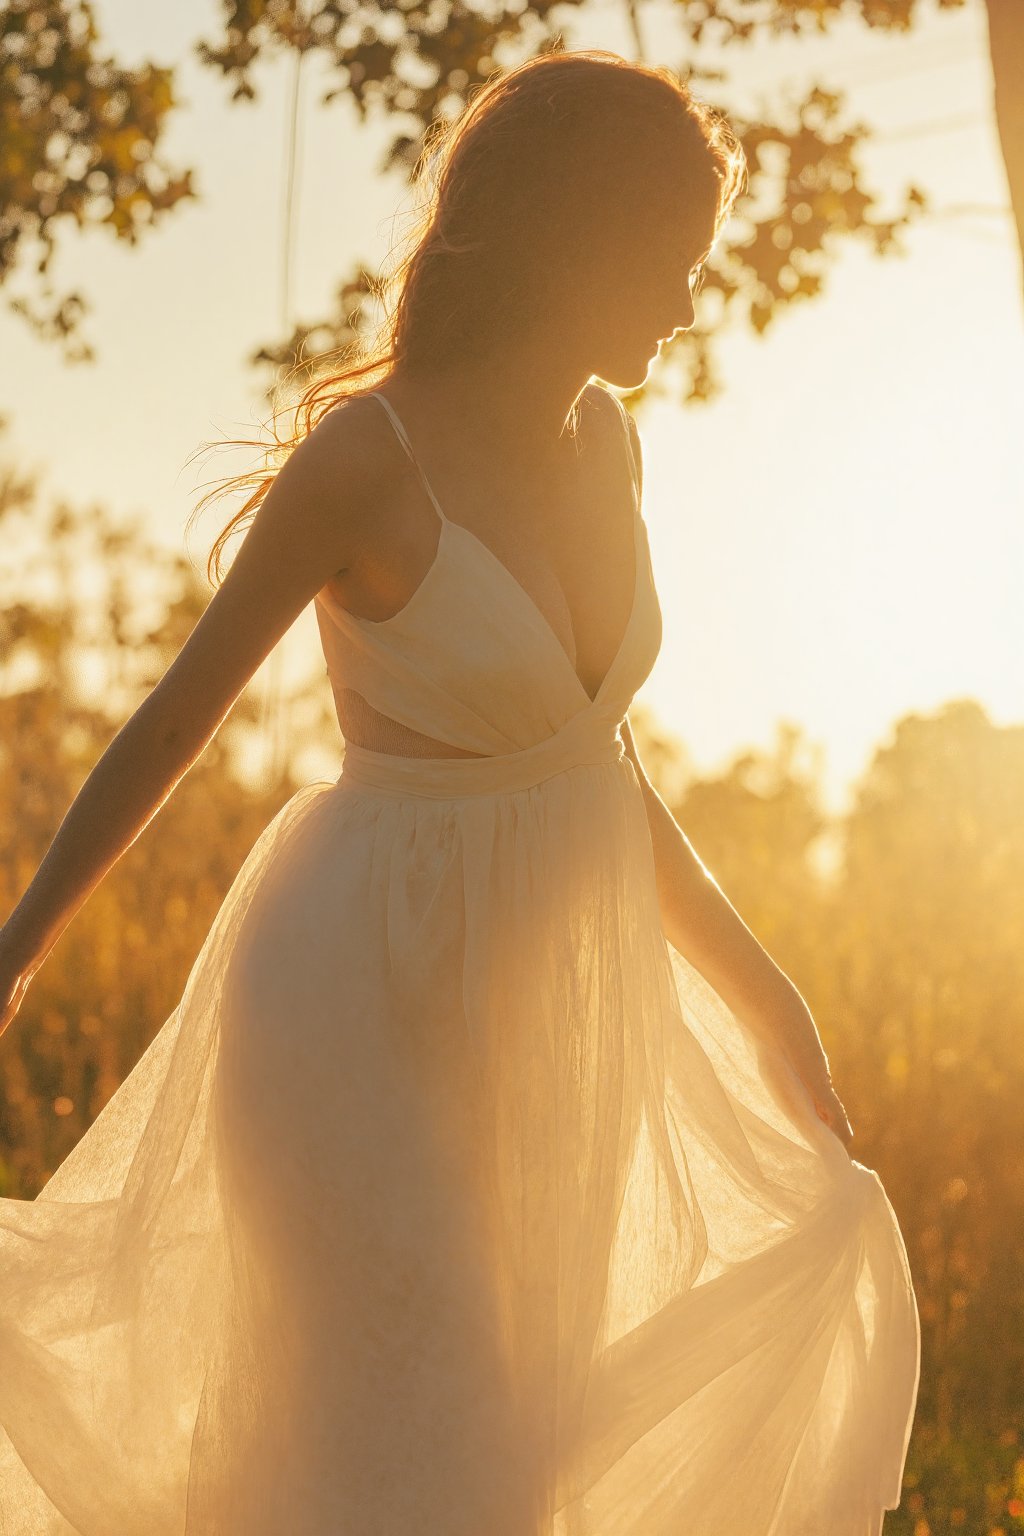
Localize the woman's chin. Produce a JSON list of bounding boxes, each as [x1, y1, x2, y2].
[[590, 339, 658, 391]]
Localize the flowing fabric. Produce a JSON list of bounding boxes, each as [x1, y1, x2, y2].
[[0, 386, 919, 1534]]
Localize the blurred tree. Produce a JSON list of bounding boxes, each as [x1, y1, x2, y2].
[[0, 0, 194, 360], [650, 0, 1021, 297], [982, 0, 1024, 295], [830, 698, 1024, 1446]]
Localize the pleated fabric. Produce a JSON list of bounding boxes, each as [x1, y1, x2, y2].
[[0, 386, 919, 1534]]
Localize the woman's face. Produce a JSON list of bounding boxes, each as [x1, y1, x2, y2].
[[582, 196, 721, 388]]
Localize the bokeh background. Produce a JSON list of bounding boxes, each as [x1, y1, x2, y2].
[[2, 3, 1022, 1532]]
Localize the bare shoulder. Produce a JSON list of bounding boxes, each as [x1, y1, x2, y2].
[[578, 381, 635, 448], [300, 390, 395, 471], [577, 382, 642, 496], [278, 392, 398, 562], [578, 380, 623, 431]]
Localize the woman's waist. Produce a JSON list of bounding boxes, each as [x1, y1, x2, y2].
[[335, 709, 628, 800]]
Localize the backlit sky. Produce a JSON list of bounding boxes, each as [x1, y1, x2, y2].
[[5, 0, 1022, 815]]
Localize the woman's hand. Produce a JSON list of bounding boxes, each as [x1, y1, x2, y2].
[[796, 1061, 855, 1151], [764, 996, 856, 1152], [759, 997, 855, 1152]]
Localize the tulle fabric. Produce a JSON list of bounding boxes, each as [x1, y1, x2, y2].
[[0, 387, 920, 1531], [0, 758, 918, 1535]]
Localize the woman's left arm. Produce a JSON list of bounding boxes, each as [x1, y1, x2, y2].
[[619, 719, 815, 1061], [620, 719, 854, 1147]]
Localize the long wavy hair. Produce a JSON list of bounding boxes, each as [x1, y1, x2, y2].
[[187, 47, 746, 586]]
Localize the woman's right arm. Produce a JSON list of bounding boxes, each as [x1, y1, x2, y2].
[[0, 401, 378, 1034]]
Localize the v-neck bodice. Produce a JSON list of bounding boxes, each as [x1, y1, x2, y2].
[[313, 385, 663, 785], [362, 390, 631, 706]]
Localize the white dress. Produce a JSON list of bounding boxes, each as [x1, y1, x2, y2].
[[0, 386, 920, 1534]]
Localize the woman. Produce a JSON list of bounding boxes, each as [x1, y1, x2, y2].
[[0, 48, 918, 1535]]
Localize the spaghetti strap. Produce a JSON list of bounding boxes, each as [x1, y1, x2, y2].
[[367, 392, 449, 527]]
